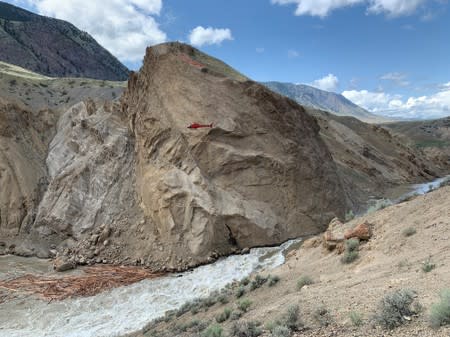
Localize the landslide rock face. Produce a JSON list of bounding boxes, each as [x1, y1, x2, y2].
[[122, 42, 347, 264], [31, 100, 140, 253], [0, 99, 56, 251]]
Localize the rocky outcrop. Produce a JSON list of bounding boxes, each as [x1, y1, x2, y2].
[[30, 99, 142, 258], [344, 222, 372, 240], [0, 98, 57, 256], [323, 218, 373, 252], [323, 218, 345, 251], [121, 42, 347, 266]]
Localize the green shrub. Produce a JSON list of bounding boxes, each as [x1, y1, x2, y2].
[[345, 238, 360, 251], [297, 275, 313, 290], [264, 321, 278, 333], [237, 299, 252, 312], [250, 275, 268, 290], [240, 277, 250, 286], [202, 324, 223, 337], [187, 320, 208, 333], [313, 306, 332, 327], [402, 227, 417, 237], [218, 294, 229, 304], [271, 325, 291, 337], [229, 320, 262, 337], [341, 250, 359, 264], [429, 289, 450, 328], [176, 301, 196, 317], [374, 289, 418, 329], [283, 304, 301, 331], [422, 258, 436, 273], [236, 286, 246, 298], [201, 292, 219, 309], [215, 308, 232, 323], [191, 305, 200, 315], [230, 310, 243, 321], [341, 239, 360, 264], [349, 311, 363, 326], [268, 275, 280, 287]]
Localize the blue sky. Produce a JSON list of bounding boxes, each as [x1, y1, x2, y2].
[[6, 0, 450, 119]]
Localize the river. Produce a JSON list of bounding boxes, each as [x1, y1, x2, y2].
[[0, 240, 299, 337]]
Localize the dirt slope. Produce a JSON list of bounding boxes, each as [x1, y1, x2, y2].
[[309, 109, 446, 212], [139, 185, 450, 337], [384, 117, 450, 166], [0, 61, 125, 113]]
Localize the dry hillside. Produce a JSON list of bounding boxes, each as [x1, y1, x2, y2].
[[0, 1, 129, 80], [138, 185, 450, 337], [309, 109, 447, 212]]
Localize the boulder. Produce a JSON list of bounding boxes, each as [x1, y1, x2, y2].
[[53, 256, 76, 272], [344, 222, 372, 241], [323, 217, 346, 251]]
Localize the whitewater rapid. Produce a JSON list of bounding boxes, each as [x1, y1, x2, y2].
[[0, 239, 299, 337]]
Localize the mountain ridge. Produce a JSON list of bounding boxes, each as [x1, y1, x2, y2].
[[263, 81, 389, 123], [0, 1, 129, 81]]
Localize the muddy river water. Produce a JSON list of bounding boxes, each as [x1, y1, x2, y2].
[[0, 240, 299, 337]]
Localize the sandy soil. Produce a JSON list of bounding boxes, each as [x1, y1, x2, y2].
[[140, 186, 450, 337]]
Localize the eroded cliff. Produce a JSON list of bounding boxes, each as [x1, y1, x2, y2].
[[120, 42, 347, 267]]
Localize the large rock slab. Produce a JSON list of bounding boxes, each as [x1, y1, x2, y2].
[[121, 42, 347, 265]]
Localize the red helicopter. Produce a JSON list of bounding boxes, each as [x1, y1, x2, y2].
[[187, 123, 213, 129]]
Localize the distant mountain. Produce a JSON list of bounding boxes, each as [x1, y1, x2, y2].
[[0, 1, 129, 80], [263, 81, 387, 123]]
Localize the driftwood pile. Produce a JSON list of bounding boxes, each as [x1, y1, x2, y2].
[[0, 265, 164, 301]]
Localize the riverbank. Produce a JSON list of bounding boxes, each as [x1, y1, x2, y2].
[[138, 185, 450, 337]]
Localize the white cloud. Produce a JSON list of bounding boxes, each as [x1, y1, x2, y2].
[[188, 26, 233, 47], [380, 72, 410, 86], [271, 0, 363, 17], [342, 90, 399, 111], [367, 0, 426, 16], [9, 0, 166, 62], [342, 85, 450, 119], [287, 49, 300, 58], [256, 47, 265, 53], [311, 74, 339, 92], [271, 0, 430, 17]]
